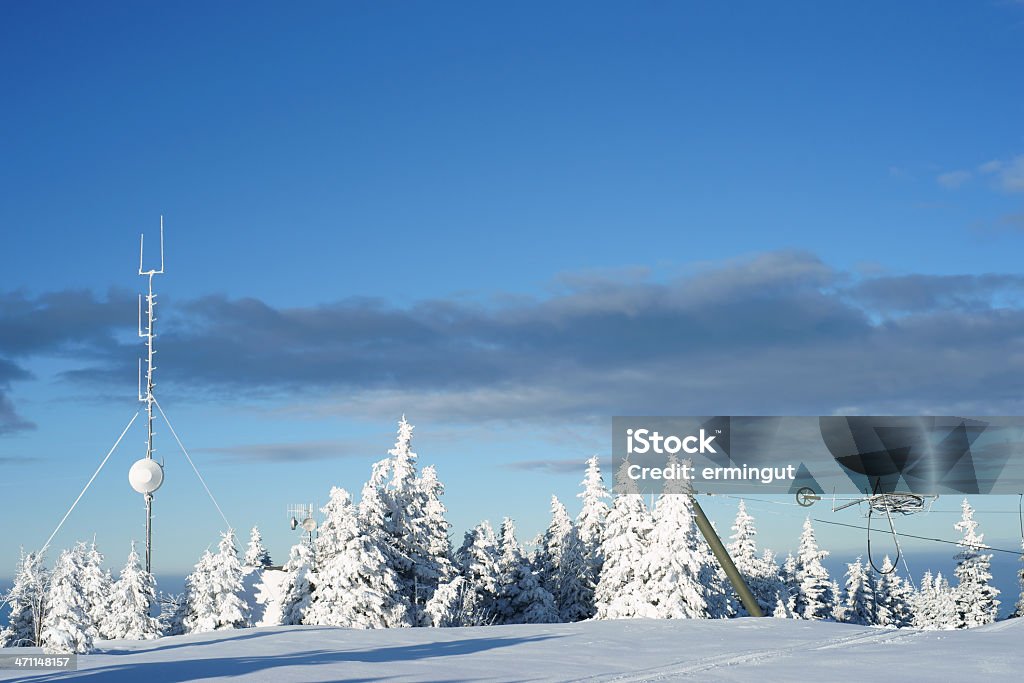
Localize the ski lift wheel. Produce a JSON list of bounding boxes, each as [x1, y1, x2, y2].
[[796, 487, 819, 507]]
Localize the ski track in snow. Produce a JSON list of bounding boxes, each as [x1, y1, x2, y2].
[[580, 626, 923, 682]]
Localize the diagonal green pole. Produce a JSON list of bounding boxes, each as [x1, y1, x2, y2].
[[690, 494, 765, 617]]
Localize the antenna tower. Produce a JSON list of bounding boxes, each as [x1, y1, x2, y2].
[[129, 217, 166, 573]]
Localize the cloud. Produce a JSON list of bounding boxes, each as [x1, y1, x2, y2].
[[1000, 213, 1024, 229], [978, 155, 1024, 193], [0, 288, 133, 358], [0, 358, 35, 435], [7, 250, 1024, 425], [192, 439, 368, 463], [969, 212, 1024, 236], [502, 458, 611, 475], [0, 455, 40, 465], [844, 274, 1024, 313], [937, 170, 972, 189]]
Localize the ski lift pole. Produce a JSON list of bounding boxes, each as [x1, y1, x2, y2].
[[689, 494, 765, 617]]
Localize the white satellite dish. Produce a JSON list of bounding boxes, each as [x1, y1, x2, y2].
[[301, 517, 317, 532], [129, 458, 164, 494]]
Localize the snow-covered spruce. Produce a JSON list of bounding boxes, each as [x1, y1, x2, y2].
[[793, 517, 835, 621], [355, 417, 455, 624], [835, 558, 874, 625], [243, 525, 272, 568], [419, 465, 457, 596], [454, 521, 502, 625], [80, 541, 113, 639], [102, 541, 161, 640], [157, 592, 187, 637], [40, 544, 94, 654], [305, 487, 410, 628], [494, 518, 558, 624], [642, 488, 710, 619], [952, 498, 999, 628], [424, 576, 468, 627], [873, 556, 913, 628], [537, 495, 589, 622], [576, 455, 610, 619], [182, 550, 216, 633], [274, 543, 314, 626], [727, 500, 787, 617], [911, 570, 957, 630], [1017, 538, 1024, 618], [0, 549, 49, 647], [183, 530, 250, 633], [594, 470, 653, 619]]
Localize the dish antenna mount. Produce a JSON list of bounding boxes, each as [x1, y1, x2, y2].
[[287, 503, 317, 548]]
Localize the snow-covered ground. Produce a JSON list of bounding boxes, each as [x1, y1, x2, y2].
[[2, 617, 1021, 682]]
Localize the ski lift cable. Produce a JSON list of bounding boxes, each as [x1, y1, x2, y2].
[[717, 493, 805, 507], [865, 499, 900, 575], [721, 493, 1024, 515], [812, 518, 1023, 556], [153, 397, 232, 531], [40, 412, 140, 557], [1018, 493, 1023, 541]]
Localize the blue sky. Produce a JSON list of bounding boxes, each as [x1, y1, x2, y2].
[[3, 0, 1024, 588]]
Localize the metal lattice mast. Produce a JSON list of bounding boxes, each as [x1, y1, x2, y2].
[[136, 217, 165, 573]]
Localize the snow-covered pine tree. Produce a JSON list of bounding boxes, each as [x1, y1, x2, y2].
[[836, 558, 874, 625], [952, 498, 999, 628], [102, 541, 161, 640], [157, 593, 187, 637], [385, 417, 428, 609], [727, 500, 758, 575], [418, 465, 456, 605], [549, 504, 589, 623], [79, 542, 112, 639], [358, 457, 392, 537], [183, 532, 250, 633], [277, 543, 314, 626], [874, 556, 913, 628], [778, 552, 799, 618], [595, 462, 653, 619], [305, 487, 410, 628], [794, 517, 835, 620], [699, 520, 736, 619], [244, 525, 272, 568], [424, 576, 467, 627], [210, 529, 250, 630], [933, 572, 958, 630], [1, 550, 49, 647], [643, 486, 708, 619], [912, 571, 957, 630], [557, 528, 590, 623], [495, 518, 558, 624], [356, 417, 453, 622], [40, 545, 94, 654], [536, 497, 566, 601], [727, 501, 787, 616], [183, 550, 217, 633], [910, 570, 937, 629], [1017, 538, 1024, 618], [455, 522, 501, 625], [576, 455, 610, 619], [537, 496, 589, 621]]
